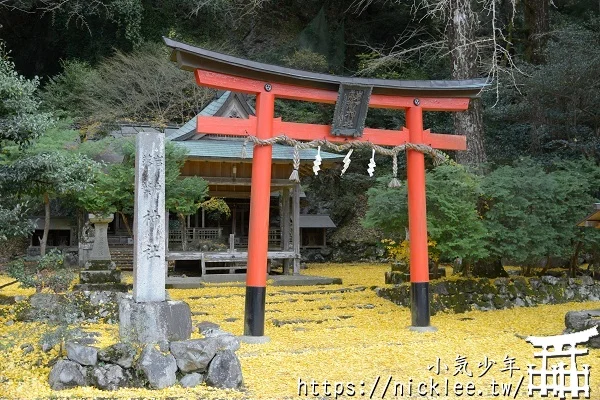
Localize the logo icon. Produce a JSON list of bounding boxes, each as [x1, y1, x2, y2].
[[526, 326, 598, 398]]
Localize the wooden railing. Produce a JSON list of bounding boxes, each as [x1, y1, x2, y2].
[[108, 235, 133, 245], [169, 228, 223, 243], [234, 229, 281, 248], [269, 229, 281, 247], [110, 227, 281, 247]]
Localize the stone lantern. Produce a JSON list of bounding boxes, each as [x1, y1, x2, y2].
[[76, 213, 125, 291]]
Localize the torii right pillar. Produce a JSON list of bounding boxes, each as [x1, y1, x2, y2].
[[406, 105, 432, 330]]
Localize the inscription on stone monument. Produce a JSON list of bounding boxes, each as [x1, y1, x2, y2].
[[133, 132, 166, 302]]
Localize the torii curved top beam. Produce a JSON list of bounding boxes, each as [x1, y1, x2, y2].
[[163, 37, 487, 98]]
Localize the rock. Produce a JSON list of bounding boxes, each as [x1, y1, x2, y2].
[[79, 269, 121, 284], [581, 275, 594, 286], [4, 320, 14, 326], [87, 291, 117, 306], [356, 304, 375, 309], [203, 328, 230, 338], [98, 343, 137, 369], [565, 309, 600, 348], [158, 340, 170, 353], [170, 339, 217, 373], [41, 342, 55, 352], [180, 372, 204, 388], [118, 296, 192, 343], [90, 364, 128, 391], [205, 350, 243, 389], [20, 343, 34, 354], [565, 310, 600, 331], [541, 275, 560, 285], [70, 336, 98, 346], [209, 334, 241, 352], [197, 321, 220, 335], [48, 360, 87, 390], [66, 342, 98, 366], [514, 298, 526, 307], [138, 344, 177, 389], [17, 294, 55, 322]]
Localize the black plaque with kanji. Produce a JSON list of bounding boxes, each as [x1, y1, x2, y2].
[[331, 84, 372, 137]]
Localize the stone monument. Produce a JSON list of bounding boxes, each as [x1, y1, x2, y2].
[[76, 214, 126, 291], [119, 132, 192, 343]]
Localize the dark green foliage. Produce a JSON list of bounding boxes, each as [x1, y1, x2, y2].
[[7, 249, 74, 293], [74, 136, 211, 240], [0, 45, 53, 151], [0, 201, 34, 242], [0, 151, 99, 253], [281, 49, 329, 73], [485, 22, 600, 163], [0, 152, 96, 197], [481, 158, 600, 274], [365, 164, 488, 266], [305, 170, 376, 226]]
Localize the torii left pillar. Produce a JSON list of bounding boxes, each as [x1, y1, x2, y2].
[[192, 70, 470, 337], [244, 91, 275, 337]]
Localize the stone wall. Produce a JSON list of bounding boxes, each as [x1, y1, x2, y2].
[[49, 326, 243, 391], [14, 291, 123, 324], [376, 275, 600, 314]]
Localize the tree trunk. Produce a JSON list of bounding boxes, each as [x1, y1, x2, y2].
[[178, 213, 187, 251], [119, 212, 133, 239], [540, 255, 550, 276], [432, 259, 440, 278], [455, 99, 486, 166], [523, 0, 549, 65], [447, 0, 487, 167], [523, 0, 549, 155], [40, 192, 50, 256], [570, 241, 583, 278]]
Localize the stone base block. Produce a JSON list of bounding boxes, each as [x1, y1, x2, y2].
[[119, 296, 192, 344], [80, 269, 121, 284], [85, 260, 116, 270], [73, 283, 131, 292]]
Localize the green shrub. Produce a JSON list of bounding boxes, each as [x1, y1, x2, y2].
[[6, 249, 75, 293]]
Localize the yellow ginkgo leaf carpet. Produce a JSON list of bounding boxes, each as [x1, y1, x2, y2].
[[1, 264, 599, 399]]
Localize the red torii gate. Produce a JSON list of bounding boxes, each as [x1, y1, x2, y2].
[[165, 38, 486, 337]]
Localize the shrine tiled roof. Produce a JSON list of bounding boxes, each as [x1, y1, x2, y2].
[[299, 215, 336, 228], [166, 91, 231, 140], [168, 90, 341, 161]]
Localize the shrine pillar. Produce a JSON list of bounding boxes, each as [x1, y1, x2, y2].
[[244, 91, 274, 337], [406, 105, 434, 330]]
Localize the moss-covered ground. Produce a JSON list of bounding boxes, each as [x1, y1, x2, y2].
[[1, 263, 599, 399]]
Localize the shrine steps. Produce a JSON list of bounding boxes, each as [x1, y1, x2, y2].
[[110, 246, 134, 270]]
